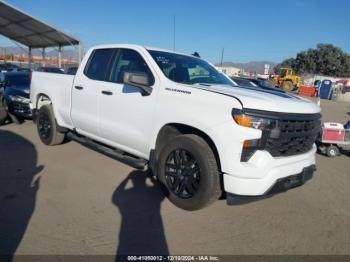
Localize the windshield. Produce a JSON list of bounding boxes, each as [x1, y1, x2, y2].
[[148, 50, 233, 86], [5, 74, 31, 88]]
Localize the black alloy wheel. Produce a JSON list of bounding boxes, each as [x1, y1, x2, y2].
[[165, 149, 201, 199], [37, 105, 65, 146], [38, 110, 52, 140], [157, 134, 221, 210]]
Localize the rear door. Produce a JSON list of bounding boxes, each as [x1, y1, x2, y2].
[[71, 48, 115, 136]]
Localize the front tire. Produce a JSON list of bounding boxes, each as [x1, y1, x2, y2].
[[0, 99, 8, 125], [157, 134, 221, 211], [2, 99, 23, 124], [282, 81, 294, 92], [37, 105, 65, 146]]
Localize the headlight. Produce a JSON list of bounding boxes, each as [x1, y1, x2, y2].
[[232, 109, 274, 130], [8, 95, 30, 104], [232, 108, 276, 162]]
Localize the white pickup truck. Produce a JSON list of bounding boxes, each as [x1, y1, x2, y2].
[[30, 44, 321, 210]]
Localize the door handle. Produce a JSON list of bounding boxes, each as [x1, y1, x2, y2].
[[101, 90, 113, 95], [74, 86, 83, 90]]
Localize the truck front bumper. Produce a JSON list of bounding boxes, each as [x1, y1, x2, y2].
[[223, 145, 317, 196]]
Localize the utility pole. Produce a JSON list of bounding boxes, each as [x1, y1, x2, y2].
[[220, 48, 224, 67], [42, 47, 46, 66], [173, 15, 176, 51], [28, 47, 32, 70], [58, 45, 62, 68], [78, 42, 84, 64]]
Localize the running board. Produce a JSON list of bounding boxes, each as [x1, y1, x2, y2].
[[66, 132, 147, 169]]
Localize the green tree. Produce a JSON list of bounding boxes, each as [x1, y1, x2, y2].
[[275, 44, 350, 77], [274, 58, 295, 74]]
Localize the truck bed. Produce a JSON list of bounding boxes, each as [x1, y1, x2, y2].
[[30, 71, 75, 129]]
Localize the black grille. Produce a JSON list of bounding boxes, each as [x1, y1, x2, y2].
[[264, 117, 321, 157], [13, 103, 30, 113]]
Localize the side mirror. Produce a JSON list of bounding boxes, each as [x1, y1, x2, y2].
[[123, 72, 152, 96]]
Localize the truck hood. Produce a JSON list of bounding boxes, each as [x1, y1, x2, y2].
[[194, 84, 321, 114]]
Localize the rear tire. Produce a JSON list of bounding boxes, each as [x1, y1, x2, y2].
[[157, 134, 221, 211], [37, 104, 65, 146], [326, 145, 339, 157]]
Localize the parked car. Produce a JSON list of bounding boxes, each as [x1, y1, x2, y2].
[[231, 77, 258, 88], [0, 72, 32, 125], [0, 63, 23, 73], [247, 77, 276, 89], [36, 67, 65, 74], [30, 44, 321, 210], [66, 66, 78, 75], [232, 77, 287, 96]]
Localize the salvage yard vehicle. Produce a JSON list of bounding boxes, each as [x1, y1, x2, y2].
[[0, 63, 23, 73], [0, 71, 32, 125], [66, 66, 78, 75], [36, 67, 65, 74], [273, 67, 302, 92], [231, 77, 283, 92], [247, 77, 276, 89], [316, 122, 350, 157], [30, 44, 321, 210], [231, 77, 258, 88]]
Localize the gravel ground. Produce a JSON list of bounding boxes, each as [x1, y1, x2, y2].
[[0, 99, 349, 257]]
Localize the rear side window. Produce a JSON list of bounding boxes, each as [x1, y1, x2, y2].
[[84, 49, 114, 81]]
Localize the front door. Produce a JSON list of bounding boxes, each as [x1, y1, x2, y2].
[[98, 48, 157, 158]]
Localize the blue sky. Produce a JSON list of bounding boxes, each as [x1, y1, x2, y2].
[[1, 0, 350, 63]]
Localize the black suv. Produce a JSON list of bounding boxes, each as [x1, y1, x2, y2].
[[0, 72, 32, 125]]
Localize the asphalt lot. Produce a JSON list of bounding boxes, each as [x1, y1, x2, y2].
[[0, 99, 349, 256]]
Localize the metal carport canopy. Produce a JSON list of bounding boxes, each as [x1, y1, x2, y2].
[[0, 0, 80, 48]]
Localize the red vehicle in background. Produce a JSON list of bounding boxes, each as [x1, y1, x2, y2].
[[316, 122, 350, 157]]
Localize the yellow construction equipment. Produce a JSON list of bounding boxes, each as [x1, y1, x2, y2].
[[273, 68, 301, 92]]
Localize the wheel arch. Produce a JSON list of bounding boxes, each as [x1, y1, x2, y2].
[[36, 93, 52, 109], [153, 123, 222, 172]]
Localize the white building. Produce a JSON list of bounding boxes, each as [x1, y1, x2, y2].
[[216, 66, 241, 77]]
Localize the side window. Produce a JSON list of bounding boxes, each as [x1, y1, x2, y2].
[[84, 49, 114, 81], [110, 49, 154, 85], [188, 65, 210, 81]]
